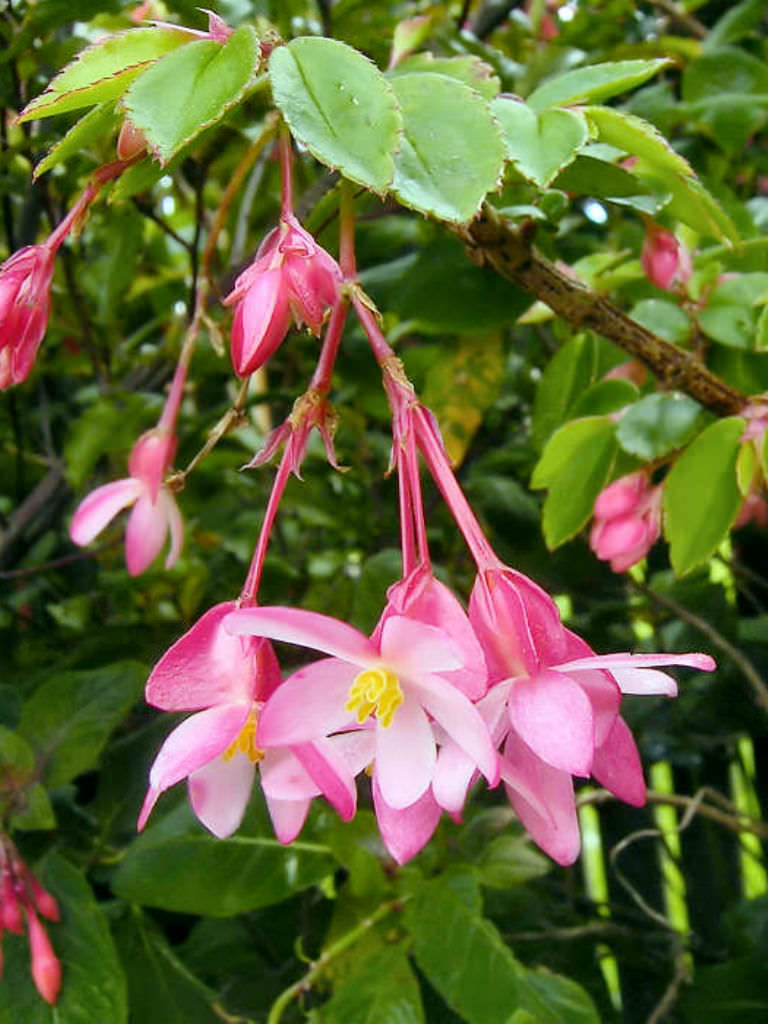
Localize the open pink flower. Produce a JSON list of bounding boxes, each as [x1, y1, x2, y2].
[[223, 213, 341, 377], [468, 566, 715, 863], [224, 605, 499, 812], [0, 245, 55, 389], [138, 603, 369, 841], [69, 427, 183, 576], [590, 472, 663, 572]]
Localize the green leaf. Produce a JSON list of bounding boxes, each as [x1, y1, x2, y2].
[[390, 73, 505, 222], [477, 834, 550, 889], [527, 59, 670, 111], [492, 98, 590, 188], [531, 334, 598, 449], [683, 48, 768, 101], [322, 945, 424, 1024], [0, 855, 127, 1024], [517, 968, 601, 1024], [569, 378, 638, 418], [584, 106, 693, 178], [390, 54, 500, 99], [64, 392, 160, 489], [616, 393, 706, 460], [114, 805, 334, 916], [34, 102, 118, 177], [736, 441, 758, 497], [629, 299, 691, 345], [406, 876, 521, 1024], [553, 154, 664, 213], [17, 661, 146, 787], [634, 162, 738, 242], [698, 305, 756, 349], [124, 26, 262, 165], [11, 783, 55, 831], [112, 910, 220, 1024], [706, 0, 766, 48], [755, 303, 768, 351], [532, 418, 618, 548], [18, 27, 189, 121], [663, 417, 745, 575], [269, 37, 401, 192]]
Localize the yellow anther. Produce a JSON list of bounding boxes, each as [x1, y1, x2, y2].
[[345, 668, 403, 728], [222, 709, 264, 764]]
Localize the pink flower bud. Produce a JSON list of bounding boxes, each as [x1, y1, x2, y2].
[[593, 473, 646, 519], [1, 868, 23, 935], [116, 118, 147, 161], [590, 473, 662, 572], [641, 223, 690, 292], [0, 245, 55, 389], [26, 909, 61, 1005], [27, 876, 59, 923]]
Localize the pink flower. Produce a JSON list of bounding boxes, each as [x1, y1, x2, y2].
[[69, 427, 183, 576], [26, 908, 61, 1005], [138, 603, 367, 841], [0, 245, 55, 389], [590, 472, 663, 572], [224, 604, 499, 813], [223, 213, 341, 377], [641, 223, 691, 292], [468, 566, 715, 864]]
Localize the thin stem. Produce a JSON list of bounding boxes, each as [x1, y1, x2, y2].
[[266, 900, 403, 1024], [240, 446, 295, 603], [279, 129, 294, 218], [310, 299, 348, 392], [398, 451, 417, 575], [338, 180, 357, 279]]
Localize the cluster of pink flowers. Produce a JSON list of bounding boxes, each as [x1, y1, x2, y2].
[[590, 472, 663, 573], [1, 844, 61, 1004]]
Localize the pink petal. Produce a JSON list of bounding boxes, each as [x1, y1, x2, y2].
[[125, 490, 169, 576], [415, 674, 499, 786], [265, 795, 311, 844], [379, 615, 464, 676], [593, 474, 646, 519], [146, 604, 276, 711], [161, 489, 184, 569], [188, 753, 255, 838], [375, 697, 436, 809], [225, 607, 377, 665], [592, 716, 646, 807], [291, 739, 357, 821], [257, 658, 359, 746], [591, 514, 648, 561], [259, 748, 317, 800], [432, 743, 475, 816], [554, 652, 716, 673], [372, 776, 441, 865], [69, 478, 142, 546], [503, 734, 581, 866], [609, 668, 678, 697], [510, 670, 594, 776], [231, 268, 290, 376]]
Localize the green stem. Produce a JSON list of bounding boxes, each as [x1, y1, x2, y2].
[[266, 899, 403, 1024]]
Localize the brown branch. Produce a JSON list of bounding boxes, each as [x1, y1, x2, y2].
[[457, 205, 747, 417]]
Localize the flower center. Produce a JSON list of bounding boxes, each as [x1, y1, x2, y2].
[[345, 668, 403, 728], [221, 709, 264, 763]]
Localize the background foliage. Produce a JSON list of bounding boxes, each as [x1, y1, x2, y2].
[[2, 1, 768, 1022]]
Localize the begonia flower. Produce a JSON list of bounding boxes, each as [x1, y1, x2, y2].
[[138, 603, 368, 841], [223, 213, 341, 377], [590, 472, 663, 572], [70, 426, 183, 576], [0, 245, 55, 389], [224, 605, 499, 811]]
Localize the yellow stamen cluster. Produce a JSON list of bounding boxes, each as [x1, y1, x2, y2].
[[221, 709, 264, 763], [345, 667, 403, 728]]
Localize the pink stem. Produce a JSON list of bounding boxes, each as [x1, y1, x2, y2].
[[397, 451, 417, 576], [158, 350, 189, 432], [338, 182, 357, 280], [46, 156, 140, 253], [240, 445, 295, 603], [279, 131, 294, 218], [310, 299, 348, 392]]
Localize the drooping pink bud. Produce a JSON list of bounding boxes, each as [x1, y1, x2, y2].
[[26, 909, 61, 1005], [0, 245, 55, 389], [641, 223, 690, 292], [1, 867, 23, 935], [27, 876, 60, 923], [590, 472, 662, 572], [116, 118, 147, 161]]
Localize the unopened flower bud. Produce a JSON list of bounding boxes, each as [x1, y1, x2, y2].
[[641, 223, 691, 292], [116, 118, 147, 161], [26, 909, 61, 1005]]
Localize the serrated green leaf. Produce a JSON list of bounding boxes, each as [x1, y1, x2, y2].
[[124, 26, 262, 165], [390, 53, 500, 99], [270, 37, 400, 192], [406, 876, 520, 1024], [532, 418, 618, 548], [531, 334, 598, 449], [321, 945, 424, 1024], [663, 417, 745, 575], [616, 393, 705, 460], [528, 59, 670, 111], [492, 98, 590, 188], [389, 73, 504, 222], [17, 661, 146, 787], [634, 161, 738, 242], [584, 106, 693, 178], [0, 855, 127, 1024], [18, 27, 189, 121], [114, 806, 334, 916], [34, 102, 118, 177]]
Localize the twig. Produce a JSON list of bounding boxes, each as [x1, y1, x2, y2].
[[647, 940, 692, 1024], [0, 539, 121, 580], [631, 580, 768, 715], [458, 205, 747, 416], [0, 462, 65, 569], [646, 0, 706, 39]]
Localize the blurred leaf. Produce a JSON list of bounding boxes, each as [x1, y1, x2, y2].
[[629, 299, 691, 345], [390, 73, 505, 222], [0, 855, 127, 1024], [391, 54, 500, 99], [34, 102, 118, 177], [706, 0, 766, 47], [493, 99, 590, 189], [569, 378, 638, 418], [63, 393, 159, 489], [477, 834, 550, 889], [17, 661, 146, 787], [616, 393, 706, 459], [517, 968, 601, 1024], [663, 417, 745, 575], [124, 26, 262, 164], [527, 59, 670, 110], [321, 944, 424, 1024], [270, 37, 401, 192], [531, 334, 598, 449], [18, 27, 188, 121]]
